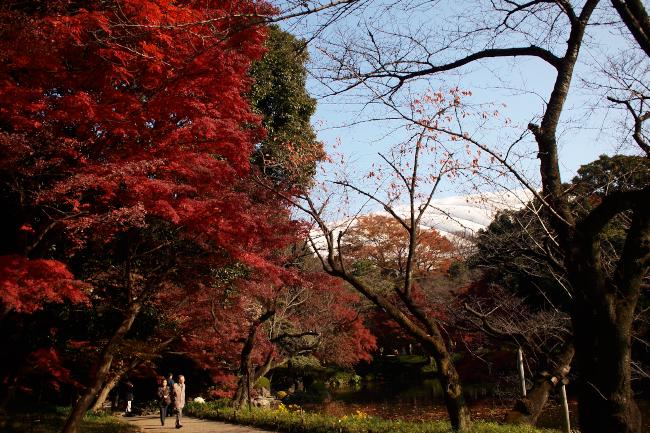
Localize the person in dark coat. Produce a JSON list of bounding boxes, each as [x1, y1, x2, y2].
[[157, 377, 172, 426], [167, 373, 175, 417]]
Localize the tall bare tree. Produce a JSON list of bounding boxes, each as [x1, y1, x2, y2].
[[276, 1, 650, 431], [269, 100, 495, 429]]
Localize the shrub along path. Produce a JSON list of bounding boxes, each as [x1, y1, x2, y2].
[[123, 415, 271, 433]]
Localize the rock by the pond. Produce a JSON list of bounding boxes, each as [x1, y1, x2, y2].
[[252, 396, 277, 408]]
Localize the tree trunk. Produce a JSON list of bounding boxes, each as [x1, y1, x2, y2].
[[90, 373, 121, 412], [505, 343, 574, 425], [572, 307, 641, 433], [435, 353, 471, 432], [233, 367, 252, 409], [560, 383, 570, 433], [91, 358, 140, 412], [90, 336, 174, 412], [568, 198, 648, 433], [0, 377, 17, 410], [335, 272, 471, 431], [61, 303, 141, 433], [517, 347, 526, 397], [233, 310, 275, 409]]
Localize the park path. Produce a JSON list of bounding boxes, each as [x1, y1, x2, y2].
[[123, 415, 272, 433]]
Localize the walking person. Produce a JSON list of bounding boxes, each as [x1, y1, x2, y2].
[[173, 375, 186, 429], [157, 377, 171, 426], [167, 373, 175, 417], [124, 381, 134, 415]]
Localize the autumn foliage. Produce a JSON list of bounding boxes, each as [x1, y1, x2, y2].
[[0, 0, 283, 406], [0, 0, 276, 271], [0, 1, 376, 419], [184, 267, 375, 398], [342, 214, 457, 278]]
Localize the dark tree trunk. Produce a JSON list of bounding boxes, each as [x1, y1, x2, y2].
[[573, 305, 642, 433], [567, 198, 649, 433], [611, 0, 650, 57], [505, 343, 574, 425], [0, 377, 17, 410], [90, 373, 122, 413], [61, 303, 141, 433], [527, 2, 646, 429], [233, 310, 275, 409], [233, 368, 252, 409], [91, 358, 140, 412], [90, 336, 174, 412]]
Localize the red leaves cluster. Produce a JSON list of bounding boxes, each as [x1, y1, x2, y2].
[[25, 348, 80, 392], [0, 0, 280, 308], [0, 0, 305, 394], [182, 266, 376, 392], [0, 0, 376, 399], [0, 255, 88, 314]]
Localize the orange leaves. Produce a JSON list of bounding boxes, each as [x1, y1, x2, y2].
[[342, 214, 457, 278]]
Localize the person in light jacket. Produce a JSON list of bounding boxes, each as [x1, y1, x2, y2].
[[173, 375, 186, 428]]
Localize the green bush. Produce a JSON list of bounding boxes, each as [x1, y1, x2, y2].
[[185, 401, 562, 433], [255, 376, 271, 389], [290, 355, 322, 369], [328, 371, 358, 387], [206, 397, 231, 408]]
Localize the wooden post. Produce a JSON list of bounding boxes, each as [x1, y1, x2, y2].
[[560, 381, 571, 433], [517, 347, 526, 397]]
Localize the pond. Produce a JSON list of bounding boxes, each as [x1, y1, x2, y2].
[[303, 380, 650, 432]]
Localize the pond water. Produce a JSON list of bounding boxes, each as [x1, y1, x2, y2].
[[303, 380, 650, 432]]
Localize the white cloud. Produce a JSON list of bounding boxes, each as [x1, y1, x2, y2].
[[309, 189, 533, 251]]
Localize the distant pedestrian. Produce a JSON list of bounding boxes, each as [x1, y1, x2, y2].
[[167, 373, 175, 417], [157, 377, 171, 426], [124, 381, 134, 415], [173, 375, 186, 428]]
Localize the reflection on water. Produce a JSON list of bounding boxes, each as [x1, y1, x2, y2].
[[330, 380, 495, 404], [303, 380, 650, 432]]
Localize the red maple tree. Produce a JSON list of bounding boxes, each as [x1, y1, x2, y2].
[[0, 1, 310, 431], [183, 250, 376, 406]]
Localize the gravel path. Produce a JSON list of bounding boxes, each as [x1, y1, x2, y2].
[[122, 415, 271, 433]]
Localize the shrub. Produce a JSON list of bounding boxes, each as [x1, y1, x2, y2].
[[185, 401, 562, 433], [327, 371, 358, 387], [255, 376, 271, 389]]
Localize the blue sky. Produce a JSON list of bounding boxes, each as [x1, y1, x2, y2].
[[277, 1, 644, 207]]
